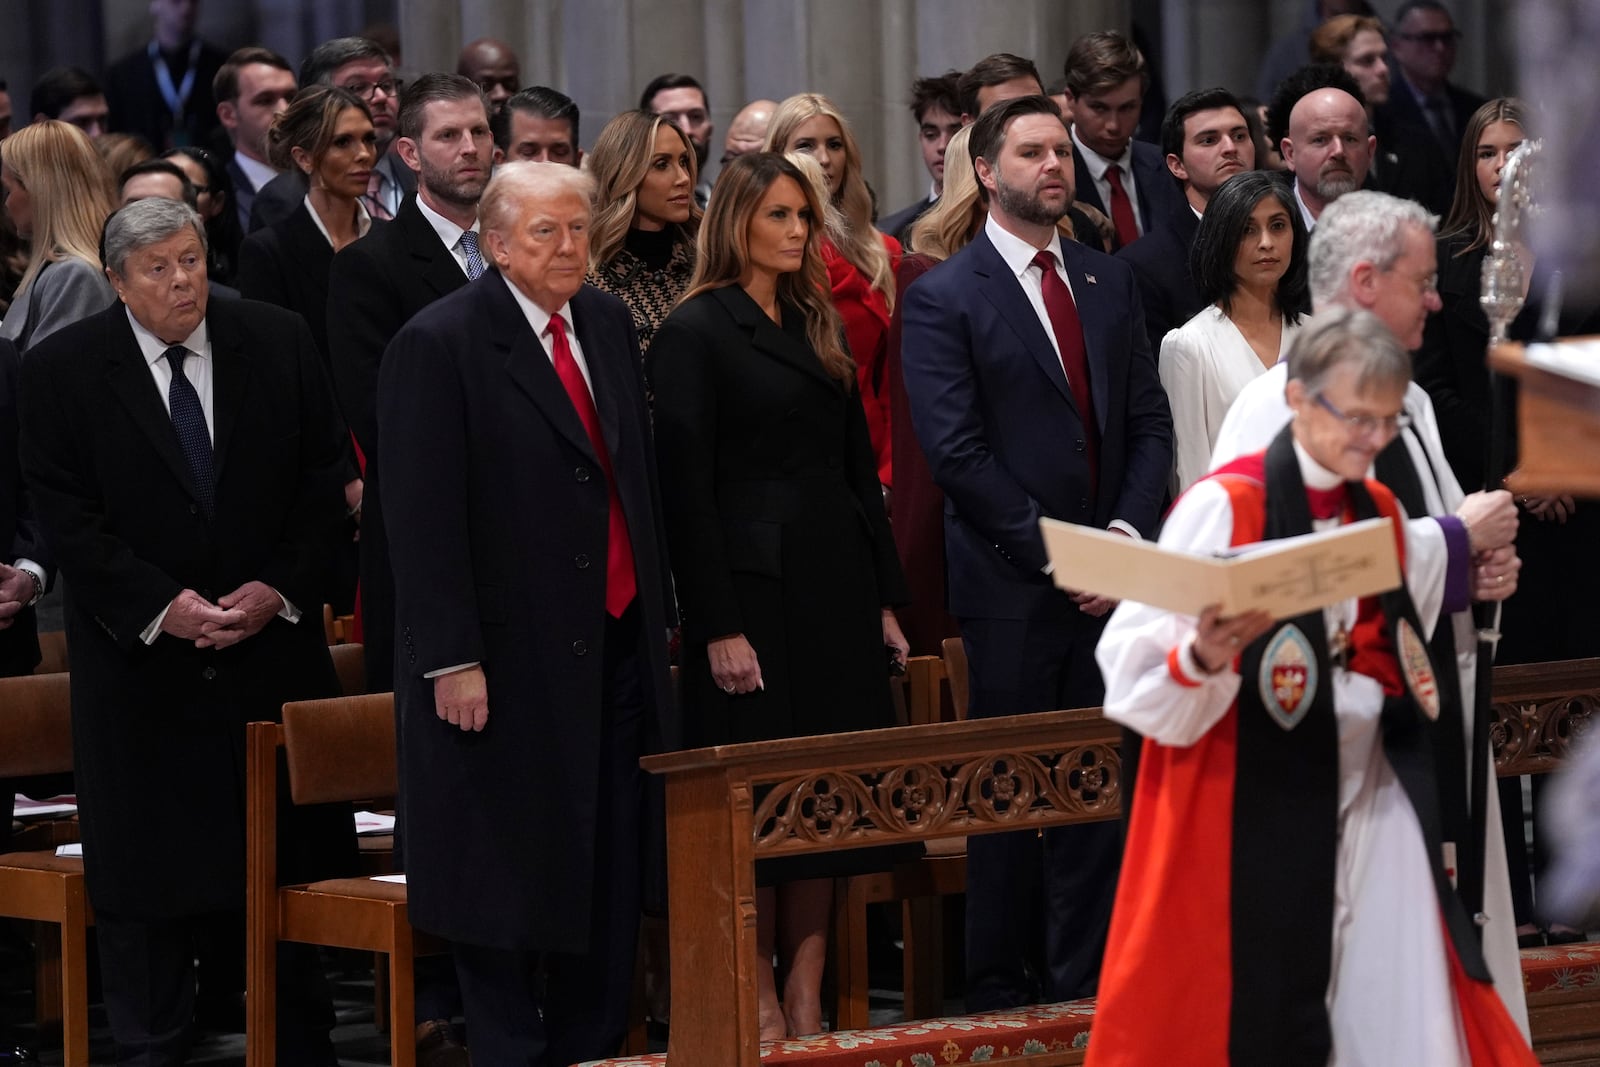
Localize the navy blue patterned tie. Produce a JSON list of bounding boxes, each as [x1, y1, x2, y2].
[[164, 345, 215, 517], [459, 229, 486, 281]]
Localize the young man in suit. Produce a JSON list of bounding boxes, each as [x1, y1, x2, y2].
[[492, 85, 584, 168], [1061, 31, 1185, 251], [1117, 87, 1255, 358], [213, 47, 297, 231], [326, 71, 493, 1066], [878, 72, 963, 244], [18, 197, 354, 1066], [901, 95, 1172, 1009], [379, 162, 678, 1066]]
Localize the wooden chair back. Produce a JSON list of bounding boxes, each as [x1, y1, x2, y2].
[[280, 693, 397, 808], [33, 631, 69, 675], [329, 642, 368, 697], [0, 673, 73, 778], [941, 637, 969, 721]]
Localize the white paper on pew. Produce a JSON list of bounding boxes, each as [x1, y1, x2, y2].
[[55, 843, 83, 858], [355, 810, 396, 835], [1040, 515, 1401, 620], [370, 873, 406, 883], [14, 794, 77, 819]]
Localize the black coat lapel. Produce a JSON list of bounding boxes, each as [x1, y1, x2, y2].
[[972, 235, 1076, 411], [397, 199, 469, 301], [207, 301, 250, 479], [491, 274, 598, 463], [1058, 241, 1110, 427], [709, 286, 837, 393], [570, 288, 624, 457], [103, 309, 203, 503]]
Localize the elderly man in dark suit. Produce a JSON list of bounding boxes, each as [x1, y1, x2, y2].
[[379, 161, 678, 1066], [901, 95, 1172, 1010], [1117, 87, 1255, 359], [19, 197, 354, 1066]]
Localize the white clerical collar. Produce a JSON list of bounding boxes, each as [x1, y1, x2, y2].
[[1292, 437, 1344, 490]]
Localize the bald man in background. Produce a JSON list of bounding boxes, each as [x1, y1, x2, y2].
[[457, 38, 520, 118], [719, 98, 776, 165]]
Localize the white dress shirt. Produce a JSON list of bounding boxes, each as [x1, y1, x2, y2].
[[232, 152, 277, 194], [415, 196, 481, 278], [1072, 126, 1146, 235], [1293, 180, 1319, 232], [303, 195, 373, 246]]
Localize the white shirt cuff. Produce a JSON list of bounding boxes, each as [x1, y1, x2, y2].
[[141, 602, 173, 645], [1108, 519, 1142, 540], [15, 559, 45, 605], [270, 588, 300, 624], [424, 662, 481, 679]]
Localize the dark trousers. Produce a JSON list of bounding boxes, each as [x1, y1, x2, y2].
[[95, 909, 337, 1067], [451, 609, 645, 1066], [960, 606, 1121, 1009]]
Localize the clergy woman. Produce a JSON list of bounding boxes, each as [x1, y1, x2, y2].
[[1087, 308, 1535, 1067]]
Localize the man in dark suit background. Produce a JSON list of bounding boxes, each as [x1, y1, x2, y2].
[[19, 197, 353, 1065], [103, 0, 227, 152], [248, 37, 415, 231], [379, 161, 678, 1066], [213, 47, 297, 231], [902, 95, 1172, 1010], [1062, 31, 1185, 251], [877, 72, 963, 245], [325, 71, 493, 1067], [1376, 0, 1485, 210], [1117, 87, 1255, 358]]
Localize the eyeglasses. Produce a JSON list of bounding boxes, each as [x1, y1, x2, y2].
[[343, 78, 399, 101], [1315, 393, 1412, 437], [1395, 30, 1461, 46]]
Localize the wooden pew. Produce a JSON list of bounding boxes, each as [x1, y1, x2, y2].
[[641, 706, 1121, 1066]]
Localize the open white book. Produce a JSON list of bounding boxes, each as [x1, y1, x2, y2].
[[1040, 515, 1401, 620]]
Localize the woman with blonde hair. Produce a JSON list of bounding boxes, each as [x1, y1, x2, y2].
[[647, 152, 909, 1040], [0, 120, 117, 351], [765, 93, 900, 488], [585, 109, 701, 350]]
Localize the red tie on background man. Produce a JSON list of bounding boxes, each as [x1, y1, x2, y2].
[[1031, 250, 1099, 501], [1104, 164, 1139, 248], [546, 313, 637, 617]]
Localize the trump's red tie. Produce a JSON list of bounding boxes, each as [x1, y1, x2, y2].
[[546, 313, 637, 617], [1031, 249, 1099, 500]]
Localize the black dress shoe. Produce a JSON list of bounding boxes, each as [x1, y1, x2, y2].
[[417, 1019, 470, 1067]]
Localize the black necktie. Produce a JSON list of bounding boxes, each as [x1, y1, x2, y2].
[[164, 345, 215, 517]]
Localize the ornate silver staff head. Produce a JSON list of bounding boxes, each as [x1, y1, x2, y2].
[[1481, 139, 1543, 346]]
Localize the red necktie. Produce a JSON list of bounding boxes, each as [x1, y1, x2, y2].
[[1031, 250, 1098, 500], [547, 314, 637, 617], [1306, 484, 1348, 521], [1104, 164, 1139, 249]]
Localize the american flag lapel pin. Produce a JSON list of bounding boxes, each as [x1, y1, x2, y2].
[[1085, 273, 1097, 285]]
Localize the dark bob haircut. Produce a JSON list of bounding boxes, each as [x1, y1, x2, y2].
[[1189, 170, 1310, 323]]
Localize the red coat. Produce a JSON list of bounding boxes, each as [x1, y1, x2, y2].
[[823, 234, 900, 487]]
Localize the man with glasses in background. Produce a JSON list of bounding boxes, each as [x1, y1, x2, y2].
[[248, 36, 414, 230], [1375, 0, 1486, 210]]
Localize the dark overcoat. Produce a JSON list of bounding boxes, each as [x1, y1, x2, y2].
[[378, 274, 678, 952]]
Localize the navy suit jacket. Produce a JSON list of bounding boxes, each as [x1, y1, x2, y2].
[[901, 230, 1172, 620], [1116, 204, 1203, 361], [877, 196, 936, 246], [1072, 139, 1185, 251]]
